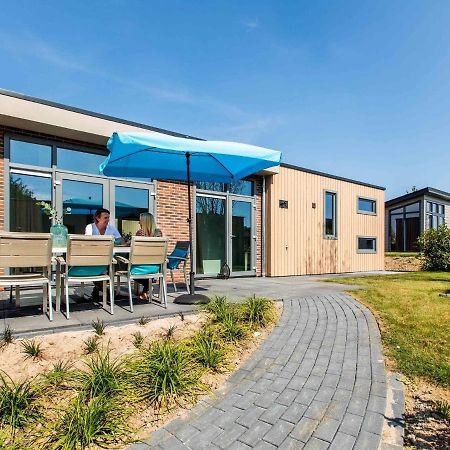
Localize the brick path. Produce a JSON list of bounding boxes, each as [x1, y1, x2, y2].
[[133, 294, 387, 449]]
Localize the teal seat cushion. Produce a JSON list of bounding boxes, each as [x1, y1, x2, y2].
[[68, 266, 108, 277], [130, 264, 161, 275]]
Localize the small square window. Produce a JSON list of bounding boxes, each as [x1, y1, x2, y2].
[[357, 237, 377, 253]]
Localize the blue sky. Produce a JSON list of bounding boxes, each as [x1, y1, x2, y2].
[[1, 0, 449, 199]]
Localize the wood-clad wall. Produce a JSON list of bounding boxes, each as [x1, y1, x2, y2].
[[266, 166, 385, 276]]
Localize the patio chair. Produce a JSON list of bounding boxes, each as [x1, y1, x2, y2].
[[0, 232, 53, 321], [167, 241, 190, 294], [114, 237, 168, 312], [55, 235, 114, 319]]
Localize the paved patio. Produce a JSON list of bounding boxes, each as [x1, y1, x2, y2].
[[0, 272, 389, 336], [131, 292, 388, 450]]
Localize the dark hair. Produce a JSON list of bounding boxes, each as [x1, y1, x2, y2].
[[94, 208, 110, 219]]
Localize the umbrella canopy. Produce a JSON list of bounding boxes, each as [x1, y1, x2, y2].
[[100, 132, 281, 181]]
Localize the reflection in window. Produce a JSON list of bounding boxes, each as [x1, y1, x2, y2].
[[426, 201, 445, 230], [325, 192, 337, 238], [10, 173, 52, 232], [358, 197, 376, 214], [195, 181, 226, 192], [196, 196, 226, 275], [57, 147, 105, 175], [389, 202, 420, 251], [62, 180, 103, 234], [232, 201, 252, 272], [10, 139, 52, 167], [115, 186, 149, 238], [358, 237, 377, 253], [229, 180, 254, 196]]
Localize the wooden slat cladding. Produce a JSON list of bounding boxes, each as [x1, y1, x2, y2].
[[266, 166, 385, 276]]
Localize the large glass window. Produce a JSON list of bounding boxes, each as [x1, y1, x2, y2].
[[426, 201, 445, 230], [358, 197, 376, 214], [195, 181, 226, 192], [230, 180, 254, 196], [62, 179, 103, 234], [389, 202, 420, 252], [195, 180, 254, 196], [10, 172, 52, 232], [115, 186, 149, 239], [196, 196, 226, 275], [10, 139, 52, 167], [324, 191, 337, 238], [57, 147, 105, 175]]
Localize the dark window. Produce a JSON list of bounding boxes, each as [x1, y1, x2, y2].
[[358, 197, 376, 214], [195, 181, 226, 192], [388, 202, 420, 252], [426, 201, 445, 230], [358, 237, 377, 253], [10, 172, 52, 232], [10, 139, 52, 167], [57, 147, 105, 175], [325, 191, 337, 238]]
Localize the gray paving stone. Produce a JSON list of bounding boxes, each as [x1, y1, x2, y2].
[[213, 423, 247, 449], [304, 400, 328, 421], [238, 420, 272, 447], [277, 388, 299, 406], [347, 396, 368, 416], [339, 412, 364, 437], [254, 441, 277, 450], [279, 436, 305, 449], [361, 411, 384, 435], [263, 419, 295, 447], [281, 402, 308, 424], [313, 417, 340, 442], [328, 431, 356, 450], [255, 390, 279, 408], [260, 402, 288, 425], [353, 430, 382, 450], [291, 417, 319, 442], [303, 437, 330, 450], [295, 388, 317, 406], [235, 405, 266, 428]]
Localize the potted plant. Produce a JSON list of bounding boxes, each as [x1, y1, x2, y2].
[[36, 201, 71, 247]]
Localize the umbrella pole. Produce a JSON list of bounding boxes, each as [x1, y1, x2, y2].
[[186, 152, 195, 295], [174, 152, 210, 305]]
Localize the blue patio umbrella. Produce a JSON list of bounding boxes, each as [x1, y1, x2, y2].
[[100, 131, 281, 303]]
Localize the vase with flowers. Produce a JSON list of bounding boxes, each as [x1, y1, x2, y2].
[[36, 201, 71, 247]]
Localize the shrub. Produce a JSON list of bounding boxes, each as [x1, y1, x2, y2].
[[132, 340, 203, 410], [47, 394, 127, 449], [242, 296, 274, 329], [21, 339, 43, 359], [417, 225, 450, 271], [77, 348, 125, 398], [0, 373, 39, 430], [91, 319, 106, 336], [206, 295, 231, 323], [191, 329, 227, 370]]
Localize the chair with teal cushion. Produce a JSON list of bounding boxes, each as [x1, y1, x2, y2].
[[55, 235, 114, 319], [167, 241, 190, 294], [114, 236, 168, 312]]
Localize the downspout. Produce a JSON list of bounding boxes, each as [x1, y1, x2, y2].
[[261, 176, 266, 277]]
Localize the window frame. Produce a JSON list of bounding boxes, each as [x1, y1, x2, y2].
[[323, 190, 338, 239], [357, 236, 377, 254], [426, 200, 445, 230], [357, 196, 377, 215]]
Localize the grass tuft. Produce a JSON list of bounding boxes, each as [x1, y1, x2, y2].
[[84, 336, 99, 354], [219, 312, 246, 342], [242, 296, 274, 329], [77, 347, 125, 399], [44, 361, 72, 387], [434, 400, 450, 421], [132, 332, 144, 349], [191, 329, 227, 370], [0, 373, 39, 430], [162, 324, 177, 340], [1, 326, 14, 348], [138, 316, 150, 326], [132, 340, 203, 410], [206, 295, 231, 323], [91, 319, 106, 336], [178, 311, 185, 321], [47, 393, 127, 449], [21, 339, 43, 359]]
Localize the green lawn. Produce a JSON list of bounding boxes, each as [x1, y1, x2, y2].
[[327, 272, 450, 387]]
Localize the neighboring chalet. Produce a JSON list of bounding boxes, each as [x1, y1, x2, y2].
[[385, 187, 450, 252]]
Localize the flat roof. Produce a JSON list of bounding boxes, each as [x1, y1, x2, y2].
[[0, 88, 201, 140], [386, 187, 450, 207], [281, 163, 386, 191]]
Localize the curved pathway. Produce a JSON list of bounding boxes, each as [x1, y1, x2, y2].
[[134, 294, 387, 449]]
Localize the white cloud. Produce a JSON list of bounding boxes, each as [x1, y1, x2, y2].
[[241, 17, 259, 32]]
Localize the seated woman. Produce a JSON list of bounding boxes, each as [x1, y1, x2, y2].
[[135, 212, 162, 300]]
